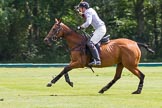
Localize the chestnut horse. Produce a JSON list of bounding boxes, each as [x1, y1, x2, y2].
[[44, 19, 154, 94]]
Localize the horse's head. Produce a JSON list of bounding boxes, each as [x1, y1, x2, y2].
[[44, 18, 64, 46]]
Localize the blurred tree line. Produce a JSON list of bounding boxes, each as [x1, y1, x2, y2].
[[0, 0, 161, 63]]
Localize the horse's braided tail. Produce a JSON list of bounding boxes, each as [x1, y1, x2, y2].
[[137, 42, 155, 54]]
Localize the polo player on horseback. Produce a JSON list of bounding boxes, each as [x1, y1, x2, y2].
[[77, 1, 107, 66]]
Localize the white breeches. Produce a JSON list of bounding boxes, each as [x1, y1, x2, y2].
[[90, 25, 106, 44]]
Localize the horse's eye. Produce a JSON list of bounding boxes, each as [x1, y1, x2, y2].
[[53, 28, 55, 31]]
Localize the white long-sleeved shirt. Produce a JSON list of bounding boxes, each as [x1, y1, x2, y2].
[[81, 8, 105, 30]]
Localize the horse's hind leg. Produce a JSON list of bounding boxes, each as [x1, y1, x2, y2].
[[127, 67, 145, 94], [98, 63, 124, 94]]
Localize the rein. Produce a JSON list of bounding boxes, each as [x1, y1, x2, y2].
[[52, 26, 88, 54]]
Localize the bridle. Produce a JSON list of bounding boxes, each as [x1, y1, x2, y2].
[[45, 22, 88, 53], [51, 24, 63, 41]]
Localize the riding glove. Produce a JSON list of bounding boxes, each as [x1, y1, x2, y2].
[[77, 26, 81, 30]]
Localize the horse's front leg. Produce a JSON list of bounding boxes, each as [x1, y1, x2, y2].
[[47, 66, 72, 87], [64, 73, 73, 87]]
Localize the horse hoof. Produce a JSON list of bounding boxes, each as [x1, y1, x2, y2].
[[98, 89, 104, 94], [68, 82, 74, 87], [132, 90, 141, 94], [46, 83, 52, 87]]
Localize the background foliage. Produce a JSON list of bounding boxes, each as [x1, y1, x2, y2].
[[0, 0, 161, 63]]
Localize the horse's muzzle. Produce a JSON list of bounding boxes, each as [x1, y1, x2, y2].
[[44, 38, 52, 46]]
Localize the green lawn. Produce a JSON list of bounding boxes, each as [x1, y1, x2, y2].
[[0, 67, 162, 108]]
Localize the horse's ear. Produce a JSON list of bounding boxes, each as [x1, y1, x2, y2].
[[55, 18, 58, 23], [58, 19, 62, 24], [55, 18, 61, 24]]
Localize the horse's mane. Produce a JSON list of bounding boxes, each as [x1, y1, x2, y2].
[[61, 23, 87, 40]]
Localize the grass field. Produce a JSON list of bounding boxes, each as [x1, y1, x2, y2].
[[0, 66, 162, 108]]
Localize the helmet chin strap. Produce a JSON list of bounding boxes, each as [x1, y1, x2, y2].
[[81, 7, 84, 12]]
